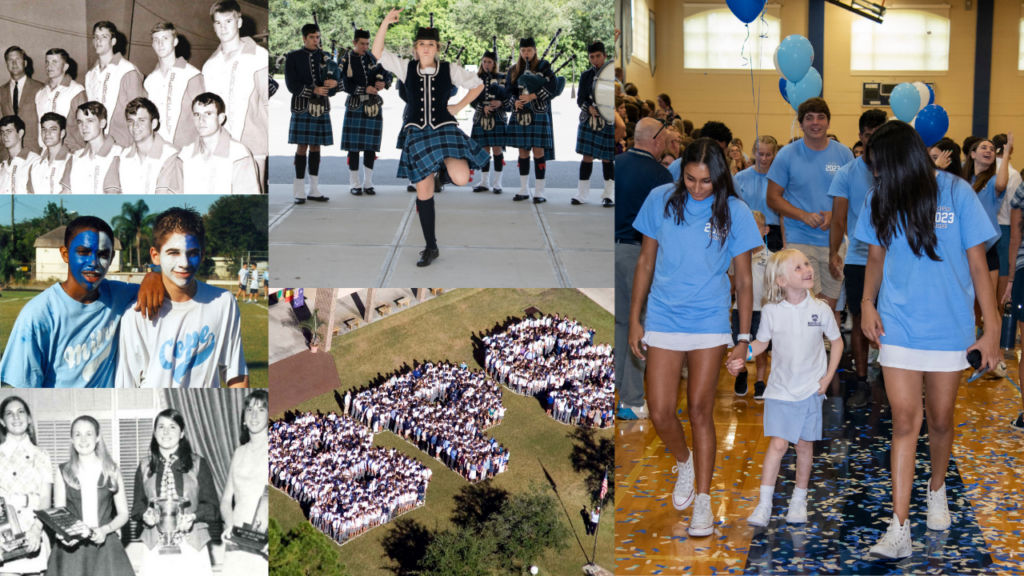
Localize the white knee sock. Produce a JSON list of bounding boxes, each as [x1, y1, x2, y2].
[[534, 179, 546, 199], [602, 178, 615, 200], [759, 485, 774, 505], [792, 486, 808, 502], [519, 174, 529, 195], [575, 178, 591, 202], [349, 170, 360, 188], [363, 167, 374, 188]]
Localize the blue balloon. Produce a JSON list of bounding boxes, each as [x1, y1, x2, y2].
[[889, 83, 921, 123], [726, 0, 767, 24], [785, 67, 822, 111], [927, 84, 935, 105], [915, 104, 949, 147], [777, 35, 814, 83], [779, 77, 789, 103]]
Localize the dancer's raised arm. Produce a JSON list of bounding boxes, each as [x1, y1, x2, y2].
[[373, 8, 402, 60]]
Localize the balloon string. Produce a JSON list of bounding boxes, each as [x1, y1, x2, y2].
[[754, 6, 768, 158]]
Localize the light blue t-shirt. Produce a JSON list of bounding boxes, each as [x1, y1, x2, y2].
[[0, 280, 139, 388], [633, 185, 764, 334], [734, 167, 779, 226], [767, 139, 855, 247], [854, 171, 998, 351], [970, 176, 1004, 251], [827, 156, 875, 266]]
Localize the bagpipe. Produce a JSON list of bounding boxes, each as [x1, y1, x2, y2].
[[515, 29, 577, 126], [478, 37, 507, 132], [308, 11, 341, 117], [269, 55, 285, 98], [340, 20, 390, 117]]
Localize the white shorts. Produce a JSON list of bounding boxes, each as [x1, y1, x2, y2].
[[790, 241, 846, 301], [878, 344, 969, 372], [642, 331, 732, 352]]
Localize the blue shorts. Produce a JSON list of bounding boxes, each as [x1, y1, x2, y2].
[[763, 393, 824, 444], [998, 224, 1011, 277]]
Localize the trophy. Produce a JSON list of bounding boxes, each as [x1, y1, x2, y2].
[[0, 497, 31, 562], [230, 486, 269, 558], [151, 496, 189, 555]]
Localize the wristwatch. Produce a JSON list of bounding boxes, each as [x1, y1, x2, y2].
[[737, 333, 752, 343]]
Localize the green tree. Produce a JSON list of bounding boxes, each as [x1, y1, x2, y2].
[[110, 199, 156, 270], [204, 196, 268, 265], [275, 522, 348, 576], [487, 488, 569, 574], [419, 526, 497, 576]]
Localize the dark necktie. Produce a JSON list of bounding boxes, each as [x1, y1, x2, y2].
[[12, 82, 18, 115]]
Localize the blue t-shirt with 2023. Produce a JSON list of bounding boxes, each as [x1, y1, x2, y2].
[[827, 156, 875, 266], [970, 175, 1004, 250], [854, 170, 998, 351], [0, 280, 139, 388], [633, 184, 764, 334], [733, 167, 779, 226], [767, 139, 854, 247]]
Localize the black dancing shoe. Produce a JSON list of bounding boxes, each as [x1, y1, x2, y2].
[[308, 195, 329, 202], [407, 185, 416, 192], [350, 187, 363, 196], [472, 185, 490, 193], [363, 187, 376, 195], [533, 197, 547, 204], [602, 198, 615, 207], [571, 198, 584, 205], [513, 194, 529, 201], [493, 188, 502, 194], [416, 248, 440, 267], [294, 198, 306, 205]]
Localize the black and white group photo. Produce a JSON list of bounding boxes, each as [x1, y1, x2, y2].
[[0, 0, 268, 194], [267, 0, 615, 287], [0, 388, 268, 576]]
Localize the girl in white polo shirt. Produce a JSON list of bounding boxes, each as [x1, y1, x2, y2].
[[727, 248, 843, 528]]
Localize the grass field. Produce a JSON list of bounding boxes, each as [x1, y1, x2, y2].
[[270, 288, 614, 575], [0, 286, 269, 388]]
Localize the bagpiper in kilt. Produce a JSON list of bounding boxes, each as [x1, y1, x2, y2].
[[285, 23, 339, 203], [373, 8, 489, 267], [340, 34, 393, 195], [572, 40, 615, 207], [468, 50, 508, 194], [504, 37, 558, 203]]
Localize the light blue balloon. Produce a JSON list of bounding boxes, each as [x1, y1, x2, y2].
[[889, 83, 921, 123], [785, 67, 822, 111], [915, 104, 949, 147], [726, 0, 767, 24], [776, 35, 814, 83]]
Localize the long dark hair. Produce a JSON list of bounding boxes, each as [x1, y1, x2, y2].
[[867, 121, 941, 261], [509, 50, 539, 83], [0, 396, 37, 445], [963, 139, 997, 193], [931, 137, 962, 179], [665, 137, 737, 247], [147, 408, 194, 476], [240, 390, 269, 445]]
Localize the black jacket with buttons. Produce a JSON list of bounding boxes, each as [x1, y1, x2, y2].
[[399, 60, 457, 129], [285, 48, 339, 114]]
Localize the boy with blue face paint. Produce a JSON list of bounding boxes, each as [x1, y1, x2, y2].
[[0, 216, 165, 387], [116, 207, 248, 388]]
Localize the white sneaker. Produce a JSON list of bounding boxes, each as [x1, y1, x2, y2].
[[671, 454, 695, 510], [785, 498, 808, 524], [619, 400, 649, 419], [688, 493, 714, 537], [747, 502, 772, 527], [926, 483, 951, 531], [869, 514, 912, 559]]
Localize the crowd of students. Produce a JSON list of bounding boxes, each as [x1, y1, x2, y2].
[[268, 412, 430, 545], [342, 361, 510, 482], [616, 80, 1024, 557], [483, 314, 614, 429]]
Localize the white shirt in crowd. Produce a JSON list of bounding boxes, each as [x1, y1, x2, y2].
[[60, 138, 122, 193], [756, 290, 841, 402], [997, 159, 1022, 226], [35, 76, 87, 150], [0, 148, 40, 194], [117, 134, 183, 194], [115, 281, 248, 388], [179, 129, 259, 193], [202, 37, 268, 155], [28, 145, 71, 194], [730, 247, 774, 312], [143, 57, 204, 148]]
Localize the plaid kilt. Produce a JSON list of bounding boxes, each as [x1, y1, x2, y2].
[[340, 105, 383, 152], [288, 110, 334, 146], [505, 109, 554, 151], [575, 120, 614, 161], [471, 120, 507, 147], [396, 123, 490, 184]]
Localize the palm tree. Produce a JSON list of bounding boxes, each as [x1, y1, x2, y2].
[[111, 200, 156, 271]]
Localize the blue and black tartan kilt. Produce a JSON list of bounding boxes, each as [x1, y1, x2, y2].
[[575, 121, 614, 161], [396, 126, 409, 150], [288, 110, 334, 146], [339, 106, 383, 152], [396, 123, 491, 184], [505, 109, 554, 151], [471, 120, 507, 148]]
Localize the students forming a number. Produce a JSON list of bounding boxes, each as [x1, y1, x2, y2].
[[371, 8, 489, 267], [628, 138, 762, 537], [855, 121, 1001, 559]]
